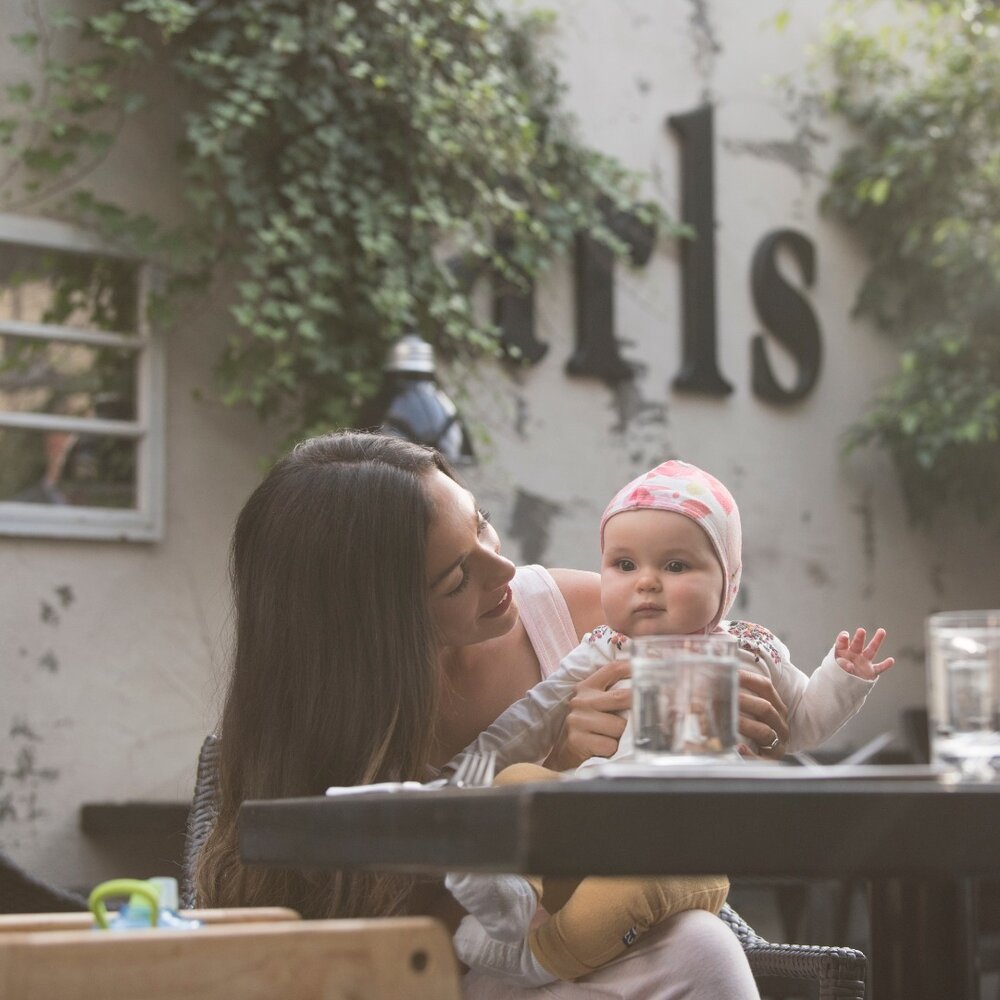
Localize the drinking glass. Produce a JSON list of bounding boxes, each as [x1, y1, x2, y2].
[[630, 634, 740, 763], [927, 610, 1000, 781]]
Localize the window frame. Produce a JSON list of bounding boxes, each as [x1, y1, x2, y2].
[[0, 212, 166, 542]]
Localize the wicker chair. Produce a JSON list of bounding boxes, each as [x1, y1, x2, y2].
[[718, 904, 865, 999], [179, 732, 222, 909], [181, 734, 866, 997]]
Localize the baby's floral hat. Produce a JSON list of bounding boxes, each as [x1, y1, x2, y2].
[[599, 459, 742, 632]]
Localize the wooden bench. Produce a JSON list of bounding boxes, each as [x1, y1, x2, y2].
[[0, 908, 461, 999]]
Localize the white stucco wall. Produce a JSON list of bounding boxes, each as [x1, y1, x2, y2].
[[0, 0, 274, 887], [460, 0, 999, 751], [1, 0, 998, 891]]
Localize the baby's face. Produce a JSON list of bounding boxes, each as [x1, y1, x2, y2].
[[600, 509, 724, 637]]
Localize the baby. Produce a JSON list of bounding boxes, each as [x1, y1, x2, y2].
[[446, 459, 893, 985]]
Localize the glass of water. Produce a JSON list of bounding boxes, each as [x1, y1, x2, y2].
[[927, 610, 1000, 781], [630, 634, 740, 763]]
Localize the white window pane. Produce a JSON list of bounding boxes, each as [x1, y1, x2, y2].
[[0, 217, 163, 541], [0, 426, 137, 509], [0, 242, 139, 335], [0, 335, 137, 420]]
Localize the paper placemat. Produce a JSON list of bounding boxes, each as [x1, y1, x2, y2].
[[570, 760, 953, 781]]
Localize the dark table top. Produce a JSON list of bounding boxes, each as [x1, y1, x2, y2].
[[239, 774, 1000, 879]]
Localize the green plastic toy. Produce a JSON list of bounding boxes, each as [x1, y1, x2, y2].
[[88, 878, 161, 930]]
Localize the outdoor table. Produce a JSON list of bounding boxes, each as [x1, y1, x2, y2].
[[239, 773, 1000, 1000]]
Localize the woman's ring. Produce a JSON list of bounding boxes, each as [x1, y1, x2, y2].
[[764, 733, 781, 752]]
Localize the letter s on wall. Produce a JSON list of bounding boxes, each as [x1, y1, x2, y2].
[[750, 229, 822, 404]]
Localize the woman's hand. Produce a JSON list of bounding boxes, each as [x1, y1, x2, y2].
[[737, 670, 790, 758], [543, 660, 631, 771]]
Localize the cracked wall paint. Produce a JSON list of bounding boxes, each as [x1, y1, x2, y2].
[[851, 492, 876, 601], [611, 381, 672, 473], [0, 718, 61, 847], [723, 137, 817, 182], [1, 585, 77, 850], [22, 584, 77, 674], [513, 392, 529, 439], [509, 489, 564, 566], [805, 560, 831, 588], [0, 0, 272, 888], [723, 87, 828, 187], [686, 0, 721, 81]]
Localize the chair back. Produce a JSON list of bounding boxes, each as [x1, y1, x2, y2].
[[180, 734, 221, 909]]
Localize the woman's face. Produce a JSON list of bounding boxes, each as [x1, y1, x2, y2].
[[424, 469, 518, 648]]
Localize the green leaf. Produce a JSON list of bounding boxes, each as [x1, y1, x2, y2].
[[4, 0, 666, 460], [10, 32, 40, 54], [823, 0, 1000, 520], [6, 82, 34, 104], [868, 176, 891, 204]]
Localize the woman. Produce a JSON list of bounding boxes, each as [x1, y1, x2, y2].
[[198, 431, 787, 997]]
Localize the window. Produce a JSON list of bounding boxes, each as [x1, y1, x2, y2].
[[0, 213, 165, 541]]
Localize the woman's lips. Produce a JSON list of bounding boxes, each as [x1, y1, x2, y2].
[[482, 585, 513, 619]]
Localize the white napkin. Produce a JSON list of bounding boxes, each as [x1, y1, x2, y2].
[[324, 780, 442, 796]]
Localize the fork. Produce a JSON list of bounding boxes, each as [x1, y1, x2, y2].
[[448, 750, 497, 788]]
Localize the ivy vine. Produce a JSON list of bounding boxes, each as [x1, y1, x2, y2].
[[820, 0, 1000, 520], [3, 0, 668, 442]]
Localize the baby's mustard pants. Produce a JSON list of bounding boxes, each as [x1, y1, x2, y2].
[[495, 763, 730, 981]]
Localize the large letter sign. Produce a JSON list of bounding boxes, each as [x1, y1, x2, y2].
[[489, 103, 823, 404], [750, 229, 821, 403], [667, 105, 733, 396]]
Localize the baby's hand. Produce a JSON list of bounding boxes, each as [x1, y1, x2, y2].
[[834, 627, 894, 680]]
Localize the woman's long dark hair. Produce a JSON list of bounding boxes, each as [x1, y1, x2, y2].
[[196, 431, 453, 917]]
